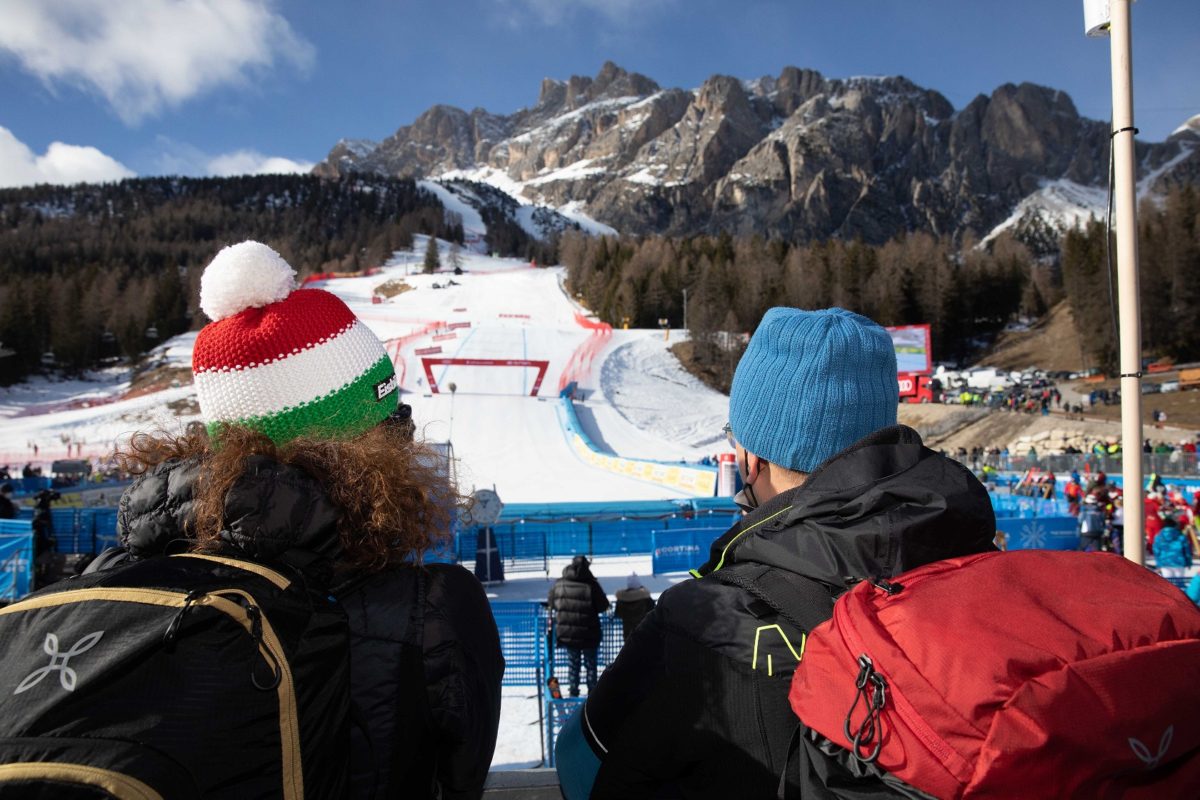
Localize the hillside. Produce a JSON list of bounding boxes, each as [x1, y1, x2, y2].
[[977, 302, 1086, 372]]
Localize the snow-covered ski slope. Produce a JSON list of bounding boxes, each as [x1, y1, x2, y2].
[[0, 240, 730, 503]]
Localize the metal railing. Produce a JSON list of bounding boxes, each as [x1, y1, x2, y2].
[[951, 453, 1200, 479]]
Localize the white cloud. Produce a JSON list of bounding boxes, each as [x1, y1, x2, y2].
[[207, 150, 314, 176], [0, 126, 135, 187], [148, 137, 313, 177], [499, 0, 673, 26], [0, 0, 315, 124]]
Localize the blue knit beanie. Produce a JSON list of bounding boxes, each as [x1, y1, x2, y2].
[[729, 307, 899, 473]]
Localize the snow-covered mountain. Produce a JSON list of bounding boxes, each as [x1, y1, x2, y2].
[[314, 62, 1200, 248]]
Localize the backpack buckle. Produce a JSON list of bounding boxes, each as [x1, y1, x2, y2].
[[844, 654, 888, 763]]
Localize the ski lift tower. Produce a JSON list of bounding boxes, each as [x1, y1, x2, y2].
[[1084, 0, 1145, 564]]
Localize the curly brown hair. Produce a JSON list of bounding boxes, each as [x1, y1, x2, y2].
[[117, 422, 457, 573]]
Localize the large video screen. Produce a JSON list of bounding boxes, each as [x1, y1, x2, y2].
[[885, 324, 932, 373]]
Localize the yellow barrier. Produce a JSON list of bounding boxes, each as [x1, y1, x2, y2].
[[569, 434, 717, 496]]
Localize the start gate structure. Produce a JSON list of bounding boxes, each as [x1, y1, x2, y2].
[[420, 357, 550, 397]]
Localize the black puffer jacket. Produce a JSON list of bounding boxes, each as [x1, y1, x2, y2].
[[548, 556, 610, 649], [572, 425, 998, 799], [92, 455, 504, 800]]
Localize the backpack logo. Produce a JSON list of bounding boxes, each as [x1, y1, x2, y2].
[[1129, 726, 1174, 770], [14, 631, 104, 694]]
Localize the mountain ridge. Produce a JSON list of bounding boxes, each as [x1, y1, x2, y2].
[[314, 62, 1199, 247]]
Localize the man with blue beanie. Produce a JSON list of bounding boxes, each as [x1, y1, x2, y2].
[[556, 307, 998, 800]]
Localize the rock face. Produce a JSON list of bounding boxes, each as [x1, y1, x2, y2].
[[314, 62, 1200, 243]]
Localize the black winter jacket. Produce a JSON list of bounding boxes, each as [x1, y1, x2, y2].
[[337, 565, 503, 799], [548, 556, 610, 649], [92, 455, 504, 800], [576, 426, 997, 799]]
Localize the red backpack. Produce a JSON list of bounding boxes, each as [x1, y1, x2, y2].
[[789, 550, 1200, 799]]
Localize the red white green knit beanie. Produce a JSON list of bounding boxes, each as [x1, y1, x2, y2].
[[192, 241, 398, 443]]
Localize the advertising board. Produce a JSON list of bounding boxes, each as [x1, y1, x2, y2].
[[885, 324, 932, 374]]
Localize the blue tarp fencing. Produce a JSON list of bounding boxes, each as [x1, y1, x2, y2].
[[0, 520, 34, 602], [651, 527, 726, 574], [10, 477, 52, 495], [496, 497, 738, 522], [994, 515, 1081, 550], [990, 496, 1073, 518], [991, 470, 1200, 497], [455, 510, 740, 574], [15, 507, 120, 554], [459, 493, 1080, 574]]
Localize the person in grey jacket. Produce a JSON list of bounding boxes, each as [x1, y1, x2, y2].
[[613, 573, 655, 640]]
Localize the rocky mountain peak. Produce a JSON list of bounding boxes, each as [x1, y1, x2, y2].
[[314, 64, 1199, 247], [694, 74, 752, 116], [549, 61, 660, 112]]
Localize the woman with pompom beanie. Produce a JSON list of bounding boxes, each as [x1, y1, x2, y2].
[[93, 241, 503, 799]]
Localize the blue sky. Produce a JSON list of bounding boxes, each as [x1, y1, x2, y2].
[[1, 0, 1197, 187]]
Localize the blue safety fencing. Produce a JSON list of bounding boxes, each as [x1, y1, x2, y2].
[[492, 601, 549, 686], [10, 477, 52, 495], [544, 696, 585, 768], [991, 496, 1073, 518], [456, 510, 740, 574], [995, 516, 1080, 550], [492, 601, 626, 688], [496, 497, 738, 522], [0, 520, 34, 602], [651, 528, 725, 574], [458, 493, 1083, 576], [18, 508, 120, 554]]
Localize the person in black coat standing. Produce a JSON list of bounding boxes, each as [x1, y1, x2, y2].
[[0, 484, 16, 519], [548, 555, 610, 696]]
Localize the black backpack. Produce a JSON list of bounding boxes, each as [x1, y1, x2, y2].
[[0, 552, 350, 799]]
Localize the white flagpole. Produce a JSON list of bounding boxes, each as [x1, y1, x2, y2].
[[1087, 0, 1145, 563]]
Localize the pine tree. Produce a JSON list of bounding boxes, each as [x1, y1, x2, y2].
[[448, 241, 464, 273], [423, 236, 440, 274]]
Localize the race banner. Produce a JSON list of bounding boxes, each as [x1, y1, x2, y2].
[[995, 516, 1079, 551], [651, 528, 724, 574]]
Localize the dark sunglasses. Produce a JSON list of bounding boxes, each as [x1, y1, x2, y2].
[[383, 403, 415, 440]]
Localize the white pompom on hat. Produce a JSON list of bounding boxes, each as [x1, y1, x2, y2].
[[200, 241, 297, 322], [627, 572, 643, 590], [192, 241, 399, 443]]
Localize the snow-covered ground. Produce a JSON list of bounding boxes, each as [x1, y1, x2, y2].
[[0, 238, 731, 503], [0, 243, 735, 769]]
